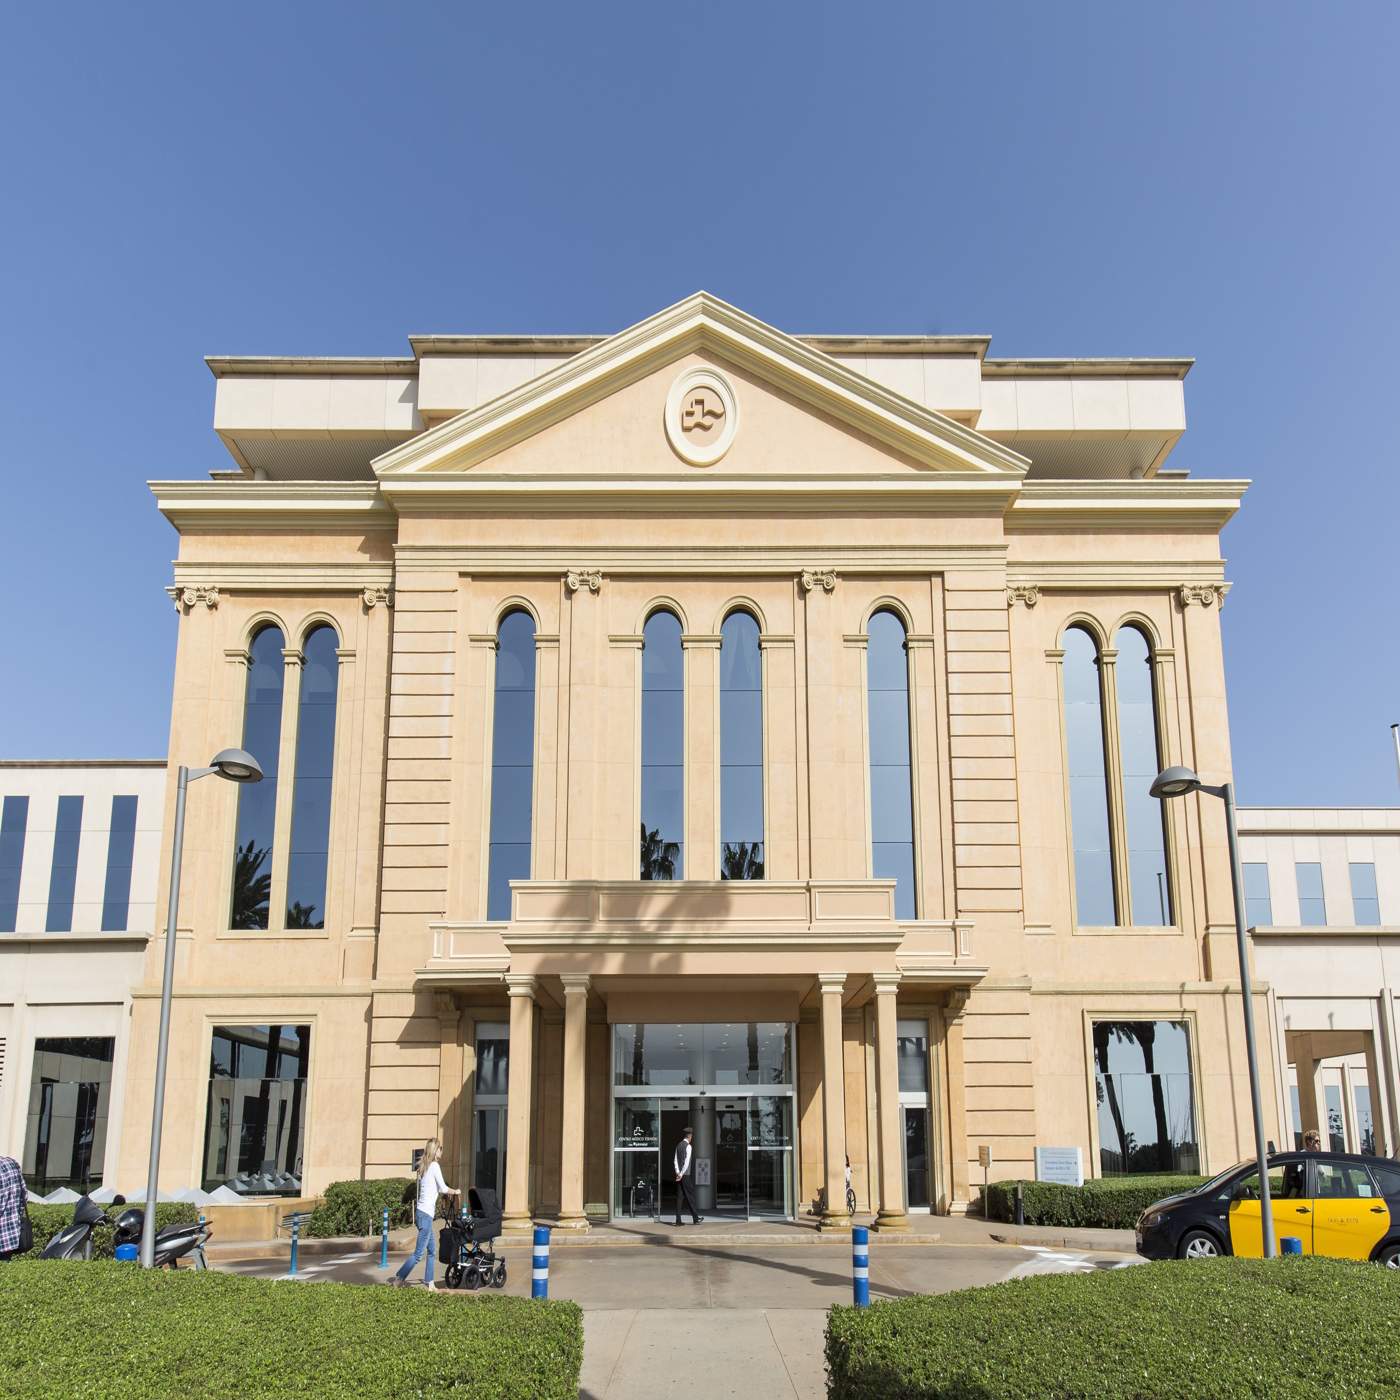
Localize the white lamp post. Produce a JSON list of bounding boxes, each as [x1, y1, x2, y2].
[[140, 749, 263, 1268], [1149, 764, 1276, 1258]]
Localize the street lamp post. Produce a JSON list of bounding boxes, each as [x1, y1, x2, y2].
[[1149, 764, 1276, 1259], [140, 748, 262, 1268]]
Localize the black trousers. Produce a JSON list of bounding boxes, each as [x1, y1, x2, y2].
[[675, 1175, 700, 1223]]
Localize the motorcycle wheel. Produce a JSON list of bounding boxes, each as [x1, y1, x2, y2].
[[444, 1265, 463, 1289], [491, 1260, 506, 1289]]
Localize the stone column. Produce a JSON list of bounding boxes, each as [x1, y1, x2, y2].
[[503, 975, 537, 1229], [434, 992, 463, 1177], [557, 975, 591, 1229], [945, 991, 970, 1211], [1292, 1032, 1321, 1144], [819, 972, 851, 1230], [872, 973, 909, 1231]]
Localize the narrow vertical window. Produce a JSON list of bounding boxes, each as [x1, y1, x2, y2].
[[45, 795, 84, 932], [487, 610, 536, 920], [1242, 862, 1272, 928], [720, 611, 764, 879], [641, 610, 684, 879], [1295, 862, 1326, 925], [1350, 862, 1380, 926], [0, 795, 30, 933], [230, 626, 284, 929], [285, 626, 339, 928], [867, 610, 915, 920], [101, 795, 139, 932], [1063, 627, 1115, 925], [1114, 627, 1172, 926]]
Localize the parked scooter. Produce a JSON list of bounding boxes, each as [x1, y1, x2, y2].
[[112, 1207, 213, 1270], [37, 1195, 111, 1260]]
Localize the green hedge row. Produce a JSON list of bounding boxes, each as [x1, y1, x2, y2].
[[0, 1260, 583, 1399], [982, 1173, 1207, 1229], [24, 1202, 199, 1259], [304, 1177, 416, 1238], [827, 1256, 1400, 1399]]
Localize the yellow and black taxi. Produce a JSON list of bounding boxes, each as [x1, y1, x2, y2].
[[1136, 1151, 1400, 1265]]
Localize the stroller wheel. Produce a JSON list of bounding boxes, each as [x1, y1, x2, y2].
[[491, 1260, 506, 1288], [464, 1262, 484, 1291], [444, 1265, 463, 1290]]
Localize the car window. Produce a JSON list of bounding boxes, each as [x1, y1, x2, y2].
[[1369, 1163, 1400, 1198], [1230, 1168, 1286, 1201], [1277, 1160, 1308, 1199], [1313, 1162, 1375, 1199]]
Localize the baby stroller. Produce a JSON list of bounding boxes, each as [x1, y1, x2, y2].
[[441, 1187, 506, 1290]]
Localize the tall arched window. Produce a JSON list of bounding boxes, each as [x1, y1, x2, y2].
[[230, 625, 284, 929], [1062, 627, 1116, 926], [720, 610, 763, 879], [641, 610, 683, 880], [285, 625, 339, 928], [487, 610, 536, 921], [1115, 626, 1172, 925], [867, 610, 915, 920]]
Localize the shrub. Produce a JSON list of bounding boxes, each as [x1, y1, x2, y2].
[[827, 1256, 1400, 1399], [23, 1202, 199, 1259], [0, 1260, 583, 1399], [304, 1177, 416, 1238], [982, 1173, 1208, 1229]]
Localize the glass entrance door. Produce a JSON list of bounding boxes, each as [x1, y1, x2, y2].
[[903, 1105, 931, 1210], [747, 1097, 792, 1217], [472, 1107, 506, 1197], [713, 1102, 747, 1214]]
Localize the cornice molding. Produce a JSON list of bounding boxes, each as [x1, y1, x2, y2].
[[1006, 562, 1225, 589], [1007, 479, 1247, 533], [150, 480, 394, 532], [373, 291, 1030, 479], [171, 560, 394, 592]]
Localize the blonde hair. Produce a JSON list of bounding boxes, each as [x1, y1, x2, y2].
[[416, 1138, 441, 1180]]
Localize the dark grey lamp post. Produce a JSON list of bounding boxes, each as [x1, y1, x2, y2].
[[140, 749, 263, 1268], [1149, 764, 1276, 1258]]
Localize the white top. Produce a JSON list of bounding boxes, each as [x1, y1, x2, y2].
[[416, 1160, 448, 1215], [674, 1140, 693, 1178]]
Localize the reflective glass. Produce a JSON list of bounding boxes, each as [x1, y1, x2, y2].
[[285, 626, 338, 928], [0, 795, 30, 933], [1296, 862, 1326, 925], [101, 795, 138, 932], [612, 1023, 703, 1086], [22, 1036, 114, 1194], [1354, 1083, 1376, 1154], [45, 795, 83, 932], [488, 611, 536, 919], [1243, 862, 1273, 928], [1324, 1082, 1346, 1153], [897, 1019, 930, 1093], [641, 611, 684, 878], [1063, 628, 1116, 925], [1350, 862, 1380, 926], [1290, 1083, 1303, 1149], [475, 1026, 510, 1098], [230, 627, 284, 929], [1092, 1020, 1198, 1174], [202, 1024, 310, 1195], [704, 1023, 791, 1085], [867, 611, 915, 919], [720, 612, 765, 879], [904, 1106, 931, 1208], [1114, 629, 1171, 925], [473, 1107, 505, 1195]]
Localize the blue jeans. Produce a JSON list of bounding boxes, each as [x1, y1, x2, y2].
[[395, 1209, 435, 1283]]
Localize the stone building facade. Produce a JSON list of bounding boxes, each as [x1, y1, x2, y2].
[[115, 293, 1276, 1227]]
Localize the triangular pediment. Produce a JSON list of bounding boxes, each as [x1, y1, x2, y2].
[[373, 292, 1028, 480]]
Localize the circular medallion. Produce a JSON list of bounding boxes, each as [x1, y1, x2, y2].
[[665, 368, 738, 466]]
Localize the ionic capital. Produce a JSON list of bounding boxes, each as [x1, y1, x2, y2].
[[168, 584, 220, 613], [1006, 585, 1040, 608], [800, 569, 838, 594], [362, 586, 393, 610], [1177, 584, 1226, 610], [565, 569, 603, 594]]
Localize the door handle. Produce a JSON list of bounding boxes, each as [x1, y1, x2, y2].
[[1294, 1207, 1310, 1214], [1371, 1206, 1386, 1214]]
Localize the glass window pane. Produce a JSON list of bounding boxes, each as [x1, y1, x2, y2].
[[1114, 631, 1172, 927], [1350, 863, 1380, 926], [1290, 1083, 1303, 1149], [720, 765, 764, 846], [487, 611, 536, 919], [203, 1024, 310, 1195], [1353, 1083, 1376, 1155], [1063, 628, 1116, 925], [1296, 862, 1326, 925], [704, 1023, 791, 1086], [101, 794, 139, 932], [612, 1023, 703, 1087], [1092, 1019, 1198, 1175], [285, 627, 339, 929], [867, 611, 916, 919], [1243, 863, 1273, 928], [1324, 1081, 1346, 1153], [897, 1019, 930, 1093], [641, 613, 684, 880], [45, 795, 83, 932], [0, 795, 29, 933], [230, 627, 284, 929], [22, 1036, 115, 1194], [475, 1029, 510, 1098]]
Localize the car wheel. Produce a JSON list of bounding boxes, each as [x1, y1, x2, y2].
[[1179, 1230, 1222, 1260], [1377, 1242, 1400, 1269]]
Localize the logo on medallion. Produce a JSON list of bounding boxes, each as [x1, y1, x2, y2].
[[665, 368, 738, 466]]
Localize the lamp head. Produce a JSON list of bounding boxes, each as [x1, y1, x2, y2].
[[1150, 765, 1201, 800], [210, 748, 263, 783]]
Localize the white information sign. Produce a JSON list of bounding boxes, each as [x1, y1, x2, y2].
[[695, 1158, 712, 1187], [1034, 1146, 1084, 1187]]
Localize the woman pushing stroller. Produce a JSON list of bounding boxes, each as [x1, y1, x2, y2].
[[389, 1137, 460, 1290]]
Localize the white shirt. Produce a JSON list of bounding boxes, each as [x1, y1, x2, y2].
[[674, 1140, 693, 1178], [416, 1160, 448, 1215]]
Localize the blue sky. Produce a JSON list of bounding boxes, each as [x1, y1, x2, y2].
[[1, 2, 1396, 804]]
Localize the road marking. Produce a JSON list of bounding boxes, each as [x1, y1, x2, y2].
[[1007, 1246, 1141, 1279]]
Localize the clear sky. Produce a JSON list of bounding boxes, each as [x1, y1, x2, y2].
[[1, 2, 1396, 805]]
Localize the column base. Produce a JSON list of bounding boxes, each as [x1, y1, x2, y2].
[[819, 1212, 852, 1233], [501, 1213, 535, 1232], [553, 1214, 590, 1231], [872, 1210, 910, 1232]]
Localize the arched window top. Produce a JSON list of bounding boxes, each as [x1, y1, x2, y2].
[[642, 610, 684, 685], [295, 615, 341, 649], [715, 597, 766, 633], [638, 598, 688, 633], [1061, 625, 1104, 702], [864, 599, 915, 635], [867, 609, 910, 689], [285, 625, 340, 929], [298, 624, 339, 703], [641, 609, 684, 880], [244, 614, 289, 649], [866, 608, 915, 919], [495, 609, 537, 689], [493, 597, 541, 632], [1063, 624, 1115, 926], [230, 624, 286, 930], [1060, 617, 1109, 653], [1113, 624, 1171, 926], [720, 609, 763, 880], [487, 608, 537, 920], [719, 610, 761, 687]]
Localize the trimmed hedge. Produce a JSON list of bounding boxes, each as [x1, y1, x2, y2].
[[304, 1177, 416, 1238], [827, 1256, 1400, 1399], [982, 1173, 1208, 1229], [0, 1260, 583, 1399], [24, 1202, 199, 1259]]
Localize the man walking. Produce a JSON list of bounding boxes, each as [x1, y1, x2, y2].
[[673, 1126, 702, 1226], [0, 1154, 28, 1261]]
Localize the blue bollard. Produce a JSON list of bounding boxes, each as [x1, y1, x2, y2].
[[114, 1243, 139, 1262], [288, 1217, 300, 1275], [380, 1207, 390, 1269], [1281, 1235, 1302, 1255], [852, 1225, 870, 1308], [532, 1226, 551, 1299]]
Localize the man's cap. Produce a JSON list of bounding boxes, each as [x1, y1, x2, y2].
[[684, 1126, 694, 1135]]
